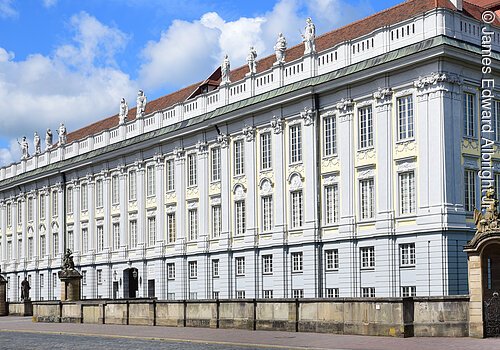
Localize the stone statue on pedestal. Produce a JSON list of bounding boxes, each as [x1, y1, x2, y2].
[[221, 54, 231, 84], [274, 33, 287, 64], [62, 249, 75, 271], [17, 136, 29, 160], [21, 278, 30, 301], [58, 123, 67, 146], [119, 97, 128, 125], [58, 248, 82, 301], [34, 132, 41, 155], [45, 129, 53, 151], [136, 90, 147, 118], [302, 17, 316, 55], [247, 47, 257, 75]]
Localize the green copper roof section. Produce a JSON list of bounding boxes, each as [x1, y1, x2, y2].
[[0, 35, 487, 189]]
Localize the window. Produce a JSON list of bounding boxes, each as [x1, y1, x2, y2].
[[27, 197, 34, 222], [397, 95, 414, 140], [262, 196, 273, 232], [97, 269, 103, 284], [361, 287, 375, 297], [81, 228, 88, 253], [40, 235, 46, 257], [39, 194, 45, 219], [113, 223, 120, 250], [358, 106, 373, 149], [167, 293, 175, 300], [399, 171, 416, 214], [51, 191, 58, 217], [260, 133, 272, 170], [188, 209, 198, 241], [27, 237, 33, 260], [7, 241, 11, 260], [189, 292, 198, 300], [360, 247, 375, 269], [325, 184, 339, 224], [17, 200, 22, 224], [234, 140, 244, 176], [129, 171, 137, 200], [147, 216, 156, 247], [464, 92, 475, 137], [291, 191, 303, 228], [189, 261, 198, 279], [81, 271, 87, 285], [212, 205, 221, 238], [167, 213, 176, 243], [360, 178, 375, 219], [166, 159, 175, 191], [292, 289, 304, 299], [495, 100, 500, 142], [212, 259, 219, 278], [262, 255, 273, 274], [40, 274, 45, 288], [52, 273, 57, 288], [67, 230, 74, 252], [291, 252, 303, 272], [167, 263, 175, 280], [65, 188, 73, 215], [325, 249, 339, 270], [326, 288, 339, 298], [188, 154, 197, 186], [324, 114, 337, 156], [464, 169, 476, 211], [235, 257, 245, 276], [95, 180, 103, 208], [234, 290, 245, 299], [290, 124, 302, 163], [52, 233, 59, 256], [211, 147, 221, 181], [129, 220, 137, 248], [400, 243, 416, 266], [80, 183, 88, 211], [17, 238, 22, 259], [146, 165, 156, 197], [401, 286, 416, 297], [96, 226, 104, 252], [212, 291, 220, 299], [263, 290, 273, 299], [6, 203, 12, 227], [111, 175, 120, 205], [235, 201, 246, 235]]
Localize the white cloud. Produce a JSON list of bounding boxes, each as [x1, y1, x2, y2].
[[0, 0, 17, 19], [0, 12, 136, 166], [42, 0, 58, 8]]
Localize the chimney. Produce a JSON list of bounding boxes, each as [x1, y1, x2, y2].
[[450, 0, 463, 11]]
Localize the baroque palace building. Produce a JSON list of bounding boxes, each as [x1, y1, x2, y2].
[[1, 0, 499, 301]]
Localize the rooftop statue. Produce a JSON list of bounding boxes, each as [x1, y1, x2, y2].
[[119, 97, 128, 125], [34, 132, 41, 155], [17, 136, 29, 160], [58, 123, 67, 146], [221, 54, 231, 84], [247, 47, 257, 75], [45, 129, 53, 151], [274, 33, 287, 64], [136, 90, 147, 118], [302, 17, 316, 55]]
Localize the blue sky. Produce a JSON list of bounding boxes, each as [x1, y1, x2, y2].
[[0, 0, 400, 165]]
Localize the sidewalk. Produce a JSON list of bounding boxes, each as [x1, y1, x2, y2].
[[1, 316, 499, 350]]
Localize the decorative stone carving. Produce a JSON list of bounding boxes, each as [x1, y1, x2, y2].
[[413, 72, 461, 89], [58, 123, 67, 146], [196, 140, 208, 154], [396, 159, 416, 172], [33, 132, 41, 155], [335, 98, 354, 111], [274, 33, 287, 64], [373, 87, 393, 100], [119, 97, 128, 125], [173, 147, 185, 158], [356, 148, 376, 161], [289, 173, 303, 191], [166, 205, 176, 214], [247, 47, 257, 75], [260, 179, 274, 196], [136, 90, 147, 118], [187, 201, 198, 209], [271, 115, 283, 134], [45, 129, 53, 151], [302, 17, 316, 55], [221, 54, 231, 85], [242, 125, 256, 142], [473, 187, 500, 235], [323, 174, 339, 185], [462, 138, 480, 151], [154, 153, 165, 164], [300, 107, 315, 126], [234, 185, 246, 201], [210, 196, 221, 205], [217, 133, 229, 149], [357, 167, 375, 179], [18, 136, 29, 160], [395, 140, 417, 153]]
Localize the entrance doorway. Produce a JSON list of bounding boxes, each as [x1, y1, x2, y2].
[[123, 268, 138, 299], [483, 243, 500, 337]]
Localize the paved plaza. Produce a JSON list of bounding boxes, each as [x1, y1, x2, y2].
[[0, 317, 499, 350]]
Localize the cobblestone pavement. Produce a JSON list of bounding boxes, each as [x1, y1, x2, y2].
[[1, 317, 500, 350]]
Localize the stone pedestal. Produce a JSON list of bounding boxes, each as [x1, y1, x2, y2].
[[0, 275, 7, 316], [9, 301, 33, 316], [58, 269, 82, 301]]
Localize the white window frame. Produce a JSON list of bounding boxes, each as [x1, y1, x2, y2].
[[111, 175, 120, 205], [325, 249, 339, 270], [146, 164, 156, 197], [188, 208, 198, 241], [166, 159, 175, 191], [399, 171, 416, 215], [167, 263, 175, 280], [464, 169, 476, 212], [234, 139, 245, 176], [147, 216, 156, 247], [167, 213, 176, 243], [39, 195, 45, 220], [359, 178, 375, 220], [397, 95, 414, 141], [262, 196, 273, 232], [187, 153, 197, 187], [235, 200, 246, 236], [80, 183, 88, 211], [324, 184, 339, 224], [212, 259, 219, 278], [96, 226, 104, 252], [95, 180, 103, 209], [112, 223, 120, 250], [290, 190, 303, 228], [211, 147, 221, 182], [289, 124, 302, 164], [360, 247, 375, 269], [129, 220, 137, 248], [464, 92, 475, 138], [262, 254, 273, 274], [291, 252, 303, 273], [324, 114, 337, 157], [260, 133, 272, 170], [358, 105, 373, 149], [51, 191, 58, 217], [189, 261, 198, 279], [400, 243, 416, 266], [212, 205, 221, 238], [235, 257, 245, 276], [128, 171, 137, 201], [81, 228, 88, 253]]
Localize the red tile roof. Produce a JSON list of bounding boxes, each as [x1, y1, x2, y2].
[[466, 0, 500, 10], [65, 0, 492, 145]]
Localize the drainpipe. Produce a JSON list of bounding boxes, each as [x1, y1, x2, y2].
[[313, 93, 323, 298]]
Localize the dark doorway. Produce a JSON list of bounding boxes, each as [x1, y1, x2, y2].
[[112, 282, 119, 299], [148, 280, 155, 298], [482, 243, 500, 337], [123, 268, 138, 298]]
